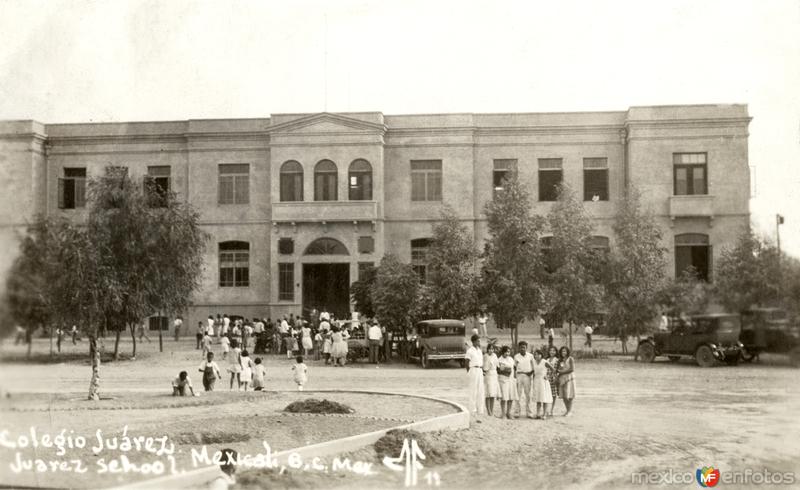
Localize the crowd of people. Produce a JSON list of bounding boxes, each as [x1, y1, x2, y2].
[[466, 335, 576, 419], [172, 308, 381, 395]]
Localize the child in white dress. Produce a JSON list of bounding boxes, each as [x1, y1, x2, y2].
[[292, 356, 308, 391], [239, 350, 254, 391], [252, 358, 267, 391], [531, 349, 554, 419], [220, 336, 230, 360]]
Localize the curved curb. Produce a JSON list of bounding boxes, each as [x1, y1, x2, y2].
[[110, 389, 469, 489]]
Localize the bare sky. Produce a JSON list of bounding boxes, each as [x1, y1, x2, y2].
[[1, 0, 798, 255]]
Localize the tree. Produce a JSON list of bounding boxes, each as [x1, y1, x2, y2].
[[604, 189, 667, 354], [714, 229, 781, 312], [350, 264, 377, 318], [545, 184, 601, 350], [657, 268, 712, 317], [423, 207, 478, 319], [86, 169, 208, 357], [372, 254, 419, 332], [477, 173, 546, 346]]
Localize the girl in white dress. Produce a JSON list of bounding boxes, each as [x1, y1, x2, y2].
[[239, 350, 254, 391], [496, 346, 518, 419], [483, 344, 501, 416], [531, 349, 553, 419], [227, 340, 242, 390], [301, 325, 313, 356], [330, 327, 347, 366]]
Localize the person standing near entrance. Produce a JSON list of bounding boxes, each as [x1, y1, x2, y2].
[[368, 321, 382, 364]]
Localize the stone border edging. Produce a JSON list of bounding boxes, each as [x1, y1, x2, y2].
[[109, 389, 469, 490]]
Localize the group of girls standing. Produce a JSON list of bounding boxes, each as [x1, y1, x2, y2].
[[482, 344, 575, 419]]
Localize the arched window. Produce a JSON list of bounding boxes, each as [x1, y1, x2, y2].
[[280, 161, 303, 202], [411, 238, 432, 283], [348, 159, 373, 200], [219, 241, 250, 287], [675, 233, 710, 281], [304, 238, 349, 255], [314, 160, 338, 201]]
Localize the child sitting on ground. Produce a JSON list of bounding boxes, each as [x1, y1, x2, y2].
[[252, 357, 267, 391], [292, 356, 308, 391], [172, 371, 198, 397]]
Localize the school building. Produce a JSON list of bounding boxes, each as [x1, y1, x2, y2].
[[0, 104, 751, 330]]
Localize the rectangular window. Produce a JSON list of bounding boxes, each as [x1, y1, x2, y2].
[[410, 160, 442, 201], [148, 316, 169, 331], [538, 158, 563, 201], [493, 159, 517, 198], [58, 168, 87, 209], [358, 236, 375, 254], [219, 243, 250, 287], [145, 165, 171, 207], [278, 263, 294, 301], [583, 158, 609, 201], [218, 164, 250, 204], [358, 262, 375, 280], [278, 238, 294, 255], [411, 238, 431, 284], [673, 153, 708, 196]]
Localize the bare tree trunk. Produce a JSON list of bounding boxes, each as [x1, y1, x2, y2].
[[113, 327, 121, 361], [88, 335, 100, 401], [26, 326, 33, 359], [130, 323, 137, 359], [158, 313, 163, 353], [568, 321, 573, 351], [49, 324, 54, 358]]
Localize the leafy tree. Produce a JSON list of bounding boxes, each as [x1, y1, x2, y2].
[[657, 268, 712, 316], [477, 173, 546, 345], [423, 207, 478, 319], [372, 254, 419, 333], [86, 169, 208, 357], [604, 189, 667, 353], [545, 184, 601, 350], [714, 229, 781, 312], [350, 264, 377, 318]]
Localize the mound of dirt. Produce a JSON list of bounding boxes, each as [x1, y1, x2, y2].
[[174, 431, 250, 444], [283, 398, 355, 414], [373, 428, 460, 465]]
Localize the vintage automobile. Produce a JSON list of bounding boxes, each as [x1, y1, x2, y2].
[[404, 319, 469, 369], [637, 313, 743, 367], [740, 308, 800, 365]]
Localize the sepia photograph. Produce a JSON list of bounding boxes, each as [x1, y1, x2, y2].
[[0, 1, 798, 488]]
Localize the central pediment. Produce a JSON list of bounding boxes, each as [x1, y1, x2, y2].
[[267, 112, 386, 134]]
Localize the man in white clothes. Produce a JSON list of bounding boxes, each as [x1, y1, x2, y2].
[[584, 324, 593, 348], [206, 316, 215, 337], [222, 314, 231, 336], [513, 341, 535, 419], [464, 334, 485, 415], [477, 311, 488, 337], [319, 308, 330, 323], [368, 321, 382, 364]]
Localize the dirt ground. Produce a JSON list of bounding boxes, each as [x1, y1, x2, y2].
[[1, 335, 799, 489]]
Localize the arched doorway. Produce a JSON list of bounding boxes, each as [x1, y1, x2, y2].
[[302, 238, 351, 320]]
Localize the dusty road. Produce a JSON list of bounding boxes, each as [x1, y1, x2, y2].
[[1, 337, 799, 489]]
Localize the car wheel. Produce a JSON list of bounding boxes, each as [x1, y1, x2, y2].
[[668, 356, 681, 362], [695, 345, 716, 368], [637, 343, 655, 363], [421, 351, 430, 369], [740, 347, 756, 363]]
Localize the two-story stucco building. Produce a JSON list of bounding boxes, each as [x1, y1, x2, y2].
[[0, 104, 751, 329]]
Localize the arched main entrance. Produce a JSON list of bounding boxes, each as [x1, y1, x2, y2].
[[302, 238, 351, 320]]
